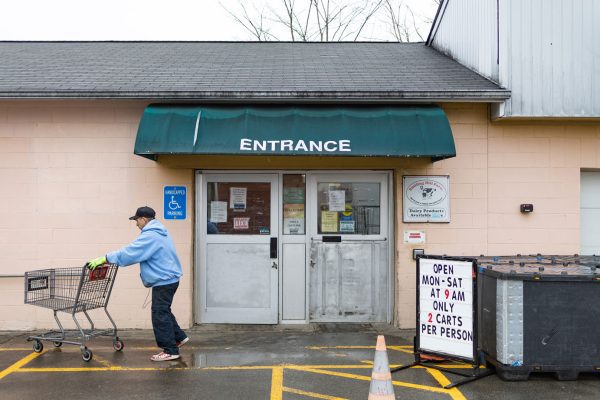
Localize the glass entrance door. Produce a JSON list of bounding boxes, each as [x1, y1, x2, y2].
[[308, 173, 390, 322], [197, 173, 279, 323]]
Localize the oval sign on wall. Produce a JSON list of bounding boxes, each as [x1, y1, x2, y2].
[[403, 176, 450, 222]]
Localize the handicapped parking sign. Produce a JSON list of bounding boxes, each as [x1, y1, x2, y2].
[[164, 186, 186, 220]]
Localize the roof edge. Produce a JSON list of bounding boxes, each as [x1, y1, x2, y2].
[[0, 90, 511, 103], [426, 0, 449, 46]]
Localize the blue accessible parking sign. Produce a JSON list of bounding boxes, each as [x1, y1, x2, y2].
[[164, 186, 186, 220]]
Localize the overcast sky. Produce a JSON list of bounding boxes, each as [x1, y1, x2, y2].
[[0, 0, 439, 41]]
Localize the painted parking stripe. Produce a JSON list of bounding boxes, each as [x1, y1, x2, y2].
[[287, 366, 449, 394], [0, 351, 44, 380], [0, 346, 220, 352], [425, 368, 467, 400], [0, 348, 32, 351], [283, 386, 348, 400], [270, 367, 283, 400], [306, 345, 412, 349], [3, 346, 472, 400], [11, 362, 469, 400]]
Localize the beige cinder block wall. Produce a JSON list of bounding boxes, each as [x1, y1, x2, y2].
[[2, 100, 598, 331], [0, 100, 194, 330], [394, 103, 600, 328]]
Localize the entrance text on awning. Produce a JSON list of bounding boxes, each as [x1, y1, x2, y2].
[[240, 138, 351, 153]]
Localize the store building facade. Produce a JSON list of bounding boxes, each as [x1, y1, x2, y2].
[[0, 36, 598, 330]]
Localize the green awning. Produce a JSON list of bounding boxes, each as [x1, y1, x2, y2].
[[134, 105, 456, 160]]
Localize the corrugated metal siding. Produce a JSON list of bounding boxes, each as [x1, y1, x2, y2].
[[431, 0, 600, 118], [500, 0, 600, 117], [430, 0, 499, 82]]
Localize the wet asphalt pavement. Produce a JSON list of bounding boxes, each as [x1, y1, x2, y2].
[[1, 325, 598, 400]]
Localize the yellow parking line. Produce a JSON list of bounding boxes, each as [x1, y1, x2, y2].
[[426, 368, 467, 400], [270, 367, 283, 400], [0, 346, 220, 352], [204, 365, 373, 370], [11, 361, 469, 400], [306, 346, 374, 350], [0, 351, 44, 380], [414, 364, 478, 370], [202, 365, 279, 370], [387, 346, 415, 354], [15, 364, 379, 373], [18, 366, 191, 372], [92, 354, 115, 368], [20, 367, 123, 372], [283, 386, 348, 400], [288, 366, 449, 394], [0, 348, 32, 351], [307, 345, 412, 350]]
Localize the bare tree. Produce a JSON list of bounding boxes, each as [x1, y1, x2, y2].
[[381, 0, 441, 42], [224, 0, 384, 42], [223, 2, 276, 41]]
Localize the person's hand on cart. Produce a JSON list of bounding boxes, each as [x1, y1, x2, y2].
[[87, 256, 107, 270]]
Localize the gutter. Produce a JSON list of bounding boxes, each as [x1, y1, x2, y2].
[[0, 90, 511, 102]]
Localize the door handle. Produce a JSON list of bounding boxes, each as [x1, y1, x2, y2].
[[270, 237, 277, 258], [272, 261, 278, 269]]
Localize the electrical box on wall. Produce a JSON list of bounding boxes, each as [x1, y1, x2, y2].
[[412, 249, 425, 260], [520, 204, 534, 213]]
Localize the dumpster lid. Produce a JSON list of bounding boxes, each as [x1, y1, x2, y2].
[[478, 262, 600, 281]]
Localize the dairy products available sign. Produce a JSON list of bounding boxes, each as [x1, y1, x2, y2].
[[418, 257, 475, 361], [403, 176, 450, 222]]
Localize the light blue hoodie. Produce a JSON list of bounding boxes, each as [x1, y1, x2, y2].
[[106, 219, 182, 288]]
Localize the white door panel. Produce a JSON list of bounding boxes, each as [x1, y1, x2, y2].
[[581, 172, 600, 255], [198, 173, 278, 324], [206, 244, 272, 308], [282, 243, 306, 320]]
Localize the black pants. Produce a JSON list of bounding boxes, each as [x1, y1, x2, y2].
[[151, 281, 186, 355]]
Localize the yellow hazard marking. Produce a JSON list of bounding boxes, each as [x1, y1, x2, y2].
[[204, 365, 371, 370], [307, 346, 374, 350], [283, 386, 348, 400], [288, 366, 449, 394], [3, 344, 471, 400], [415, 364, 479, 370], [200, 365, 279, 370], [306, 345, 412, 350], [0, 348, 32, 352], [0, 351, 44, 380], [0, 346, 218, 351], [387, 345, 415, 355], [270, 367, 283, 400], [91, 354, 115, 368], [426, 368, 468, 400], [18, 366, 199, 372]]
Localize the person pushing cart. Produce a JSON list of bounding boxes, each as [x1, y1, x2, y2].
[[87, 206, 188, 361]]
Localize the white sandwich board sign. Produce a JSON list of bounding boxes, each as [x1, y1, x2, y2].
[[417, 256, 477, 362]]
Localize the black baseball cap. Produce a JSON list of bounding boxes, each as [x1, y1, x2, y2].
[[129, 206, 156, 220]]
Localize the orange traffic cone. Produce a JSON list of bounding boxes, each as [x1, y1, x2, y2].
[[368, 335, 396, 400]]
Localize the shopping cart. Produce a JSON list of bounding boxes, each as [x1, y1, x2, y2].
[[24, 264, 123, 361]]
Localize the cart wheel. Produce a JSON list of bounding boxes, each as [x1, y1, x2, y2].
[[82, 348, 93, 362], [53, 341, 63, 348], [113, 338, 124, 352], [33, 341, 43, 353]]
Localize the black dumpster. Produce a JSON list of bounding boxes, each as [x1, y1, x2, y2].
[[478, 259, 600, 380]]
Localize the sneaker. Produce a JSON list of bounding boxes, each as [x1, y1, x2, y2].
[[150, 352, 180, 362], [176, 337, 189, 348]]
